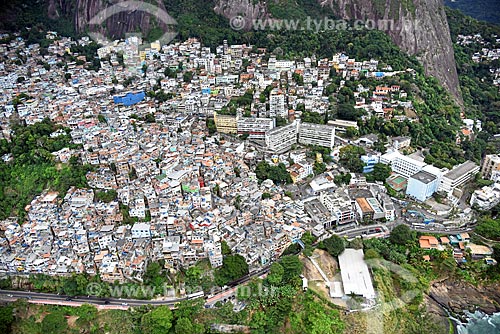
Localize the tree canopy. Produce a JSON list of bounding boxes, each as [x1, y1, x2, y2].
[[141, 306, 173, 334], [0, 119, 92, 221], [322, 235, 346, 257], [339, 145, 366, 173], [389, 224, 416, 246], [365, 163, 392, 182], [255, 161, 292, 184], [475, 217, 500, 241], [280, 255, 303, 284], [215, 254, 249, 286]]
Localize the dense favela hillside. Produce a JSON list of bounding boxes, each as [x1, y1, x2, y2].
[[0, 1, 499, 334], [1, 0, 461, 102]]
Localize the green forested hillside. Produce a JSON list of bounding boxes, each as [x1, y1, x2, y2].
[[0, 119, 91, 220], [446, 8, 500, 152], [445, 0, 500, 25]]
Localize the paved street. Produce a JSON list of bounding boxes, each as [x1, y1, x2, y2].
[[0, 266, 271, 310]]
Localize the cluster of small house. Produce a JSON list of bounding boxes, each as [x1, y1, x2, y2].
[[0, 28, 495, 284], [456, 33, 500, 87], [0, 115, 317, 280], [419, 233, 496, 265]]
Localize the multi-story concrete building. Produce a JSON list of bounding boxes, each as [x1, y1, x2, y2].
[[327, 119, 359, 132], [162, 236, 181, 268], [265, 121, 298, 153], [204, 241, 223, 268], [390, 154, 426, 179], [377, 194, 396, 221], [319, 191, 356, 227], [470, 183, 500, 210], [481, 154, 500, 180], [406, 170, 440, 202], [214, 113, 237, 134], [237, 117, 274, 139], [439, 161, 479, 194], [131, 223, 151, 239], [361, 155, 380, 173], [392, 136, 411, 150], [288, 161, 313, 183], [355, 198, 374, 221], [298, 122, 336, 149], [355, 197, 385, 221], [269, 89, 287, 118]]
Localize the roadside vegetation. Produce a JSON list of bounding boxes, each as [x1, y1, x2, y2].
[[0, 119, 92, 221]]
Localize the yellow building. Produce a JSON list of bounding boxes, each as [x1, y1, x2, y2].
[[151, 40, 161, 52], [214, 113, 237, 134], [316, 152, 323, 164]]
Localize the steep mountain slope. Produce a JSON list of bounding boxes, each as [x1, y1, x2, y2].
[[0, 0, 462, 104], [214, 0, 268, 29], [47, 0, 168, 40], [324, 0, 462, 105], [212, 0, 462, 105]]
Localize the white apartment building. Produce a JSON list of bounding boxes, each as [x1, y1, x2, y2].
[[129, 195, 146, 219], [470, 183, 500, 210], [131, 223, 151, 239], [391, 154, 426, 179], [269, 89, 287, 118], [288, 161, 313, 183], [439, 161, 479, 194], [298, 122, 336, 148], [327, 119, 359, 131], [204, 241, 223, 268], [319, 192, 356, 228], [268, 57, 295, 71], [265, 121, 299, 153], [481, 154, 500, 180], [237, 117, 275, 139]]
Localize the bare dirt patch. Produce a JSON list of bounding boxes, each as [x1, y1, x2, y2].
[[300, 254, 332, 299], [300, 254, 322, 281], [67, 315, 79, 327], [314, 249, 338, 279], [35, 311, 48, 323]]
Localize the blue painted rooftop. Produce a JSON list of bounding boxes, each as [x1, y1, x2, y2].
[[113, 91, 146, 106]]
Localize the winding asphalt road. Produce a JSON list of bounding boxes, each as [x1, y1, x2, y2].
[[0, 289, 182, 307], [0, 267, 271, 309]]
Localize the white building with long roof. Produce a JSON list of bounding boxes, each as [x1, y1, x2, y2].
[[338, 248, 376, 299]]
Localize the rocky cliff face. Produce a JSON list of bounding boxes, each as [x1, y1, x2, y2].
[[321, 0, 462, 105], [212, 0, 462, 105], [429, 278, 500, 315], [45, 0, 461, 104], [214, 0, 269, 29], [48, 0, 168, 40]]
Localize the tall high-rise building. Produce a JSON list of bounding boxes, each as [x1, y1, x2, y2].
[[269, 88, 287, 118], [481, 154, 500, 180], [265, 121, 299, 153]]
